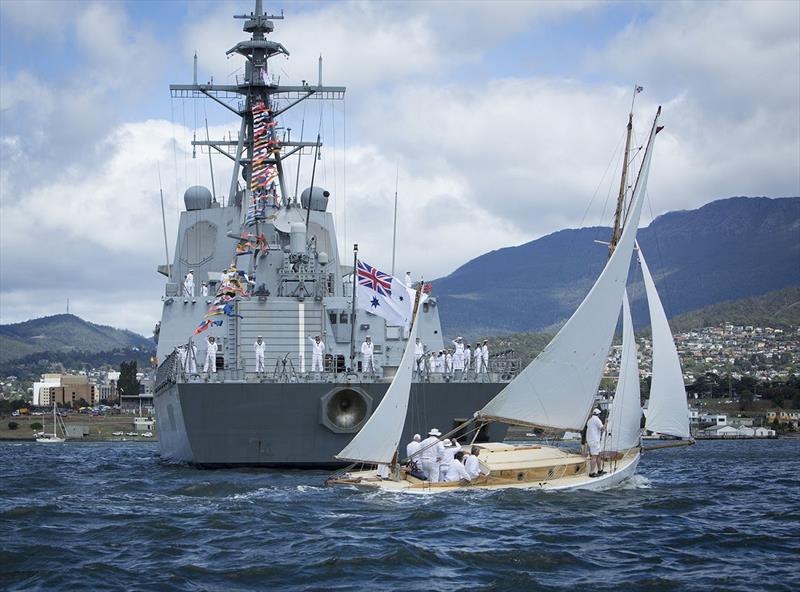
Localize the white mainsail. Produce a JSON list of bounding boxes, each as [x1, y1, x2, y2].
[[335, 306, 420, 464], [479, 107, 662, 430], [605, 290, 642, 452], [639, 246, 691, 439]]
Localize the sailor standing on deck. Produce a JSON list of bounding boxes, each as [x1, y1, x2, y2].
[[414, 337, 425, 372], [200, 282, 209, 297], [360, 336, 375, 373], [481, 340, 489, 374], [444, 350, 453, 376], [185, 341, 197, 374], [309, 335, 325, 373], [204, 336, 218, 373], [451, 337, 465, 379], [183, 270, 195, 298], [587, 408, 606, 478], [473, 344, 482, 375], [464, 344, 472, 375], [419, 428, 445, 482], [254, 335, 266, 374]]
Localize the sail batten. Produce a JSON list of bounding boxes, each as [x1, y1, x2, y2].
[[478, 108, 662, 430], [334, 306, 420, 465], [605, 291, 643, 452], [639, 247, 691, 439]]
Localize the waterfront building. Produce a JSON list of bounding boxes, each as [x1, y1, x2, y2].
[[34, 374, 98, 407]]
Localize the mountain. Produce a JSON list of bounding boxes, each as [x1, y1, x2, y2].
[[434, 197, 800, 338], [0, 314, 154, 364], [663, 287, 800, 334]]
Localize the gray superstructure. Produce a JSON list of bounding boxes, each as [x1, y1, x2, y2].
[[153, 1, 518, 467]]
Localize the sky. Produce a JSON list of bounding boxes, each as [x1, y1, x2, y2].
[[0, 0, 798, 336]]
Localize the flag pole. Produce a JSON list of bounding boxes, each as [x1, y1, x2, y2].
[[391, 164, 398, 276], [349, 244, 358, 371]]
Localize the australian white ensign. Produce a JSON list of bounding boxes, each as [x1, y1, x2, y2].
[[355, 260, 416, 328]]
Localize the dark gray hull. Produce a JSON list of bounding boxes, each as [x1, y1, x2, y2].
[[154, 381, 508, 468]]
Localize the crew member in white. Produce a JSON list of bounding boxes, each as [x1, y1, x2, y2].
[[418, 428, 445, 482], [443, 451, 472, 482], [444, 350, 453, 376], [360, 336, 375, 373], [473, 344, 482, 374], [406, 434, 422, 472], [464, 344, 472, 374], [254, 335, 266, 374], [481, 340, 489, 373], [439, 438, 460, 481], [184, 269, 195, 297], [414, 338, 425, 372], [451, 337, 465, 378], [187, 341, 197, 374], [586, 408, 606, 477], [404, 271, 412, 288], [200, 282, 209, 297], [309, 335, 325, 373], [464, 446, 482, 479], [204, 335, 218, 373]]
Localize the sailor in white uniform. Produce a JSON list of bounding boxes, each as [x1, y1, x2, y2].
[[414, 338, 425, 372], [438, 438, 460, 481], [406, 434, 422, 472], [473, 344, 482, 375], [309, 335, 325, 373], [464, 344, 472, 375], [444, 350, 453, 376], [188, 341, 197, 373], [184, 270, 195, 297], [254, 335, 266, 373], [200, 282, 209, 297], [586, 408, 606, 477], [360, 336, 375, 373], [481, 340, 489, 373], [418, 428, 445, 482], [204, 336, 218, 373], [464, 446, 482, 479], [404, 271, 412, 288], [451, 337, 465, 379], [443, 451, 472, 482]]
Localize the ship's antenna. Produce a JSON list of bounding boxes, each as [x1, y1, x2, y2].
[[391, 164, 399, 276], [205, 118, 217, 203], [157, 163, 171, 279], [294, 115, 306, 203], [304, 134, 322, 229]]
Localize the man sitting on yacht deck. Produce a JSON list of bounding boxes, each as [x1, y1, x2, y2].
[[443, 451, 472, 482]]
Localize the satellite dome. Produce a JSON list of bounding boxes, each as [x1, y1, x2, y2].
[[300, 186, 330, 212], [184, 186, 213, 211]]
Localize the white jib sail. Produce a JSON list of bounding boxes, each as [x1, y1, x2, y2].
[[639, 246, 691, 439], [605, 290, 642, 452], [335, 307, 420, 465], [479, 108, 662, 430]]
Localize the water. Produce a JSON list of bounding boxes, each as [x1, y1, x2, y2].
[[1, 440, 798, 591]]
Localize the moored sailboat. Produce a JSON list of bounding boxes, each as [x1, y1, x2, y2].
[[36, 401, 66, 444]]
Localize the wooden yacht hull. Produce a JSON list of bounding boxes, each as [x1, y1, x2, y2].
[[327, 444, 641, 494]]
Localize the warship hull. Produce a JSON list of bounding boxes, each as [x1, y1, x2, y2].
[[155, 380, 508, 468]]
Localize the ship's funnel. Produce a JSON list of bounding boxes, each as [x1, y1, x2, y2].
[[300, 186, 330, 212], [290, 222, 306, 253], [184, 186, 213, 211]]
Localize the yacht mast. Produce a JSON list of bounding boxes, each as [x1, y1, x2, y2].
[[608, 86, 642, 257]]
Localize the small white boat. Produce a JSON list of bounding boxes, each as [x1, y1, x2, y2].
[[112, 431, 124, 436], [36, 402, 66, 443]]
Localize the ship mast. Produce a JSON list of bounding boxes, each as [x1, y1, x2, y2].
[[608, 85, 642, 258]]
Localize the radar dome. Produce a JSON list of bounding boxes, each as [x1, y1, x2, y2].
[[300, 186, 330, 212], [184, 186, 213, 211]]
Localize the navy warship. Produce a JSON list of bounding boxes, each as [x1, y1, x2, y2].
[[153, 1, 517, 468]]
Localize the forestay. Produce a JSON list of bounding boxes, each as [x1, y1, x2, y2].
[[639, 246, 691, 439], [605, 291, 643, 452], [479, 108, 662, 431], [335, 306, 420, 464]]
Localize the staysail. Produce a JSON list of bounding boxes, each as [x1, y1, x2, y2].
[[639, 246, 691, 438], [479, 107, 662, 430], [335, 304, 420, 464], [605, 290, 643, 452]]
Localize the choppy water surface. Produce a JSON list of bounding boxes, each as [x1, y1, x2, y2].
[[1, 440, 798, 591]]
